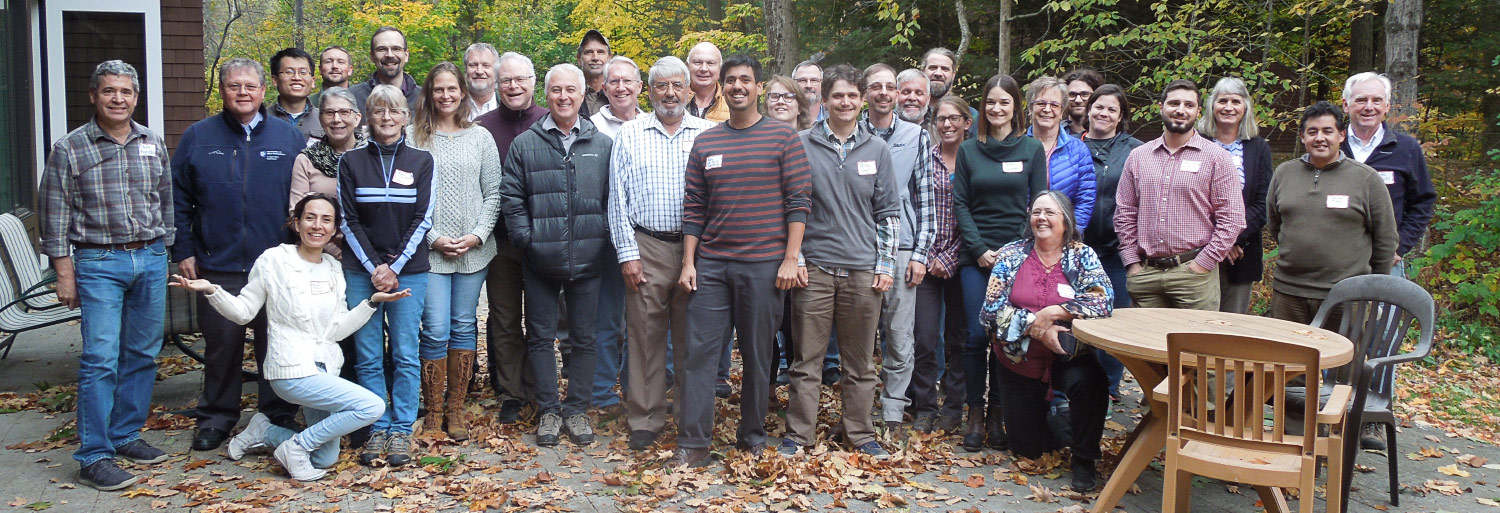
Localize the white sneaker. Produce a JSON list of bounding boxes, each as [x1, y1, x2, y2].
[[227, 413, 273, 460], [273, 438, 327, 482]]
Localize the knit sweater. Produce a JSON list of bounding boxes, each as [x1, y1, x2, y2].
[[406, 125, 503, 274], [1267, 155, 1398, 299], [952, 135, 1049, 263]]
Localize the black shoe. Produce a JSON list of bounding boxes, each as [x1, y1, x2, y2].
[[714, 379, 732, 398], [821, 367, 841, 386], [192, 427, 230, 451], [78, 459, 139, 491], [668, 447, 712, 468], [114, 439, 168, 464], [496, 400, 523, 424], [932, 413, 962, 434], [1070, 457, 1098, 491], [913, 414, 936, 434], [1360, 424, 1388, 451], [628, 430, 658, 451]]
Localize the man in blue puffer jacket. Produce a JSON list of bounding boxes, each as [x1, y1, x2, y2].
[[171, 58, 307, 453]]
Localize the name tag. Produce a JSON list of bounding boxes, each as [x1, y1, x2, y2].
[[310, 280, 333, 295], [857, 160, 877, 175], [1231, 155, 1243, 169], [139, 143, 157, 157], [1057, 283, 1076, 299], [1326, 194, 1350, 209], [1181, 160, 1202, 172], [1002, 161, 1023, 173], [1378, 170, 1395, 185], [681, 139, 694, 153], [706, 154, 723, 169], [392, 169, 414, 186]]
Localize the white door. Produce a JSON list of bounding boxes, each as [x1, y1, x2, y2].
[[41, 0, 164, 153]]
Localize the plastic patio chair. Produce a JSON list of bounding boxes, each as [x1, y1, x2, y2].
[[0, 213, 60, 310]]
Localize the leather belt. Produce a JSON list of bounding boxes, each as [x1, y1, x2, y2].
[[74, 238, 157, 251], [634, 225, 683, 243], [1144, 248, 1203, 269]]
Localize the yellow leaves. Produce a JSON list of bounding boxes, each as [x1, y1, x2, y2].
[[1420, 479, 1469, 496], [381, 486, 405, 499], [1437, 464, 1471, 477], [1408, 446, 1445, 460], [120, 487, 158, 499]]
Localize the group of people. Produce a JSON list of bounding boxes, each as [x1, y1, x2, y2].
[[42, 25, 1434, 493]]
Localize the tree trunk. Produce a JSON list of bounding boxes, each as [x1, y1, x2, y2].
[[997, 0, 1012, 75], [1384, 0, 1422, 134], [294, 0, 304, 50], [1350, 1, 1376, 72], [705, 0, 725, 26], [955, 0, 971, 65], [765, 0, 798, 75]]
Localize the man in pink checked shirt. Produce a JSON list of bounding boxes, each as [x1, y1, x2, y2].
[[1113, 79, 1245, 310]]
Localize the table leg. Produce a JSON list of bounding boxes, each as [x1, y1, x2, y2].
[[1094, 356, 1168, 513], [1256, 486, 1290, 513]]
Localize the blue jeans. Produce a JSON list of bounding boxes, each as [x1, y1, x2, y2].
[[266, 366, 385, 468], [1096, 252, 1131, 397], [419, 269, 487, 359], [72, 241, 166, 466], [592, 265, 627, 407], [959, 265, 1000, 407], [522, 265, 600, 416], [345, 269, 428, 434]]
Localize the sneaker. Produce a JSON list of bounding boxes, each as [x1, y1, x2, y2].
[[1070, 457, 1098, 491], [855, 441, 890, 459], [78, 459, 139, 491], [1360, 423, 1388, 451], [273, 439, 327, 481], [227, 413, 273, 461], [714, 379, 732, 398], [627, 430, 658, 451], [496, 400, 523, 424], [777, 438, 803, 456], [114, 439, 168, 464], [821, 367, 842, 386], [384, 432, 413, 467], [564, 414, 595, 445], [536, 412, 563, 447], [667, 447, 712, 468], [358, 430, 389, 466]]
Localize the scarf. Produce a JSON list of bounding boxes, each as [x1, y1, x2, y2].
[[302, 132, 365, 178]]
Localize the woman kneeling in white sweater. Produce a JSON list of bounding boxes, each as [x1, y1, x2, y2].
[[172, 193, 410, 481]]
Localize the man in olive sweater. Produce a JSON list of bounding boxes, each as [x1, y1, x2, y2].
[[1267, 101, 1398, 325]]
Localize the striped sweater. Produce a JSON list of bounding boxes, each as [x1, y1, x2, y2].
[[683, 117, 812, 262], [337, 136, 436, 275]]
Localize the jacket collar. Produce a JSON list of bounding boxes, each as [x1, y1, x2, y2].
[[808, 119, 873, 150], [528, 115, 598, 151], [218, 106, 271, 137], [362, 73, 419, 97]]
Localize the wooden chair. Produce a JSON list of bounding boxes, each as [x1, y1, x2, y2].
[[1161, 333, 1352, 513]]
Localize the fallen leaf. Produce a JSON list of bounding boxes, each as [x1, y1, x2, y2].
[[1458, 454, 1489, 467], [1439, 464, 1472, 477], [184, 459, 213, 471], [964, 474, 984, 488]]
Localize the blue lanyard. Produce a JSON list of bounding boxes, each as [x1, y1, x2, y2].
[[377, 135, 403, 189]]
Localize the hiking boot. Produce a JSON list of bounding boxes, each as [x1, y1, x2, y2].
[[668, 447, 712, 468], [856, 441, 891, 459], [358, 430, 389, 466], [226, 413, 272, 461], [933, 412, 962, 434], [114, 439, 168, 464], [778, 438, 804, 456], [714, 379, 732, 398], [564, 413, 595, 445], [496, 400, 523, 424], [78, 459, 138, 491], [384, 432, 413, 467], [1071, 457, 1099, 491], [912, 413, 936, 434], [1360, 423, 1388, 451], [446, 349, 476, 441], [273, 438, 327, 481], [985, 405, 1008, 450], [536, 412, 563, 447], [627, 430, 658, 451], [962, 408, 985, 452]]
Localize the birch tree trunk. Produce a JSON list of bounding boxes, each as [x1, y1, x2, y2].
[[1385, 0, 1422, 134], [997, 0, 1012, 75], [955, 0, 971, 65]]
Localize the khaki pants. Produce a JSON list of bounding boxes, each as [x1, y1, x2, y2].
[[1270, 290, 1344, 328], [1127, 261, 1220, 311], [623, 232, 688, 433], [787, 267, 883, 447]]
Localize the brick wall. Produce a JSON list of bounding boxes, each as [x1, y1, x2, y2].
[[161, 0, 205, 151]]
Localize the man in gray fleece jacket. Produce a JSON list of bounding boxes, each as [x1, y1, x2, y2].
[[1267, 101, 1398, 325], [783, 64, 902, 459]]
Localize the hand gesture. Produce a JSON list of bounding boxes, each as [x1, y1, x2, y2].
[[169, 273, 216, 294], [371, 288, 412, 303]]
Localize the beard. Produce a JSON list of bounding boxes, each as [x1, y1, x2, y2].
[[898, 107, 926, 124], [1162, 114, 1194, 134], [929, 81, 951, 99], [651, 99, 685, 119]]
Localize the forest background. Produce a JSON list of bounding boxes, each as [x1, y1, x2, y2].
[[204, 0, 1498, 357]]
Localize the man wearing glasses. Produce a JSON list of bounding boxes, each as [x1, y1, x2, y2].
[[792, 60, 825, 123], [589, 56, 645, 139], [349, 26, 421, 114], [607, 56, 715, 451], [267, 47, 322, 143], [171, 57, 307, 453]]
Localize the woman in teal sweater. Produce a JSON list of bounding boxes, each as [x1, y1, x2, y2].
[[952, 73, 1048, 452]]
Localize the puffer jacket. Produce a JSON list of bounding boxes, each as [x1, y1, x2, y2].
[[1028, 127, 1097, 229], [500, 116, 614, 281]]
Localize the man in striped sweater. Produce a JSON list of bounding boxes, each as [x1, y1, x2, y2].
[[672, 55, 813, 467]]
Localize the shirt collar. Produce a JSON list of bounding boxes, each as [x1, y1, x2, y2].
[[86, 117, 148, 144], [1348, 123, 1385, 149], [243, 111, 264, 132], [541, 114, 580, 136]]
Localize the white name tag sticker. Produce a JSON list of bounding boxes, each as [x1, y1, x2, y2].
[[681, 139, 694, 153], [392, 170, 414, 186], [1378, 170, 1396, 185], [857, 160, 877, 175], [1326, 194, 1350, 209], [1057, 283, 1076, 299], [139, 143, 157, 157], [1002, 161, 1024, 173], [1232, 155, 1243, 169], [705, 154, 723, 169], [310, 280, 333, 295], [1181, 160, 1202, 172]]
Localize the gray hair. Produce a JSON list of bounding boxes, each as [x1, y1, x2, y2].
[[497, 52, 536, 85], [1195, 76, 1260, 140], [1341, 71, 1392, 103], [544, 63, 586, 90], [219, 57, 266, 87], [464, 43, 500, 65], [317, 86, 358, 111], [91, 60, 141, 93], [1029, 190, 1079, 243], [365, 84, 409, 114], [1024, 75, 1067, 107], [604, 55, 640, 78], [648, 56, 690, 85], [896, 68, 929, 88]]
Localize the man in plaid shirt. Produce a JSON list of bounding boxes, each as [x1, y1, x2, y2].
[[39, 60, 174, 491]]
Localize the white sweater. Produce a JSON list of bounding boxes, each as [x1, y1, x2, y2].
[[204, 244, 378, 380]]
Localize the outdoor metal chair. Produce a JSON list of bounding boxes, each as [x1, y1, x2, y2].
[[0, 213, 60, 310], [0, 216, 79, 358]]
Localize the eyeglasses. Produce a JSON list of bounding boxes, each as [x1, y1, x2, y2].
[[1067, 91, 1091, 99], [795, 77, 821, 84], [373, 45, 406, 54], [498, 76, 533, 86], [321, 108, 357, 119], [1033, 100, 1063, 110], [936, 114, 967, 125], [651, 81, 686, 92], [1030, 208, 1064, 218], [278, 69, 313, 78], [606, 78, 639, 87], [224, 83, 262, 93], [766, 92, 798, 103], [369, 108, 408, 118]]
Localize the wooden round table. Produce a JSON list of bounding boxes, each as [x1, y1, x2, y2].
[[1072, 308, 1354, 513]]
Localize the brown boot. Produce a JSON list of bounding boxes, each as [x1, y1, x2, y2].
[[962, 406, 984, 452], [420, 357, 447, 434], [445, 349, 475, 441], [985, 405, 1008, 450]]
